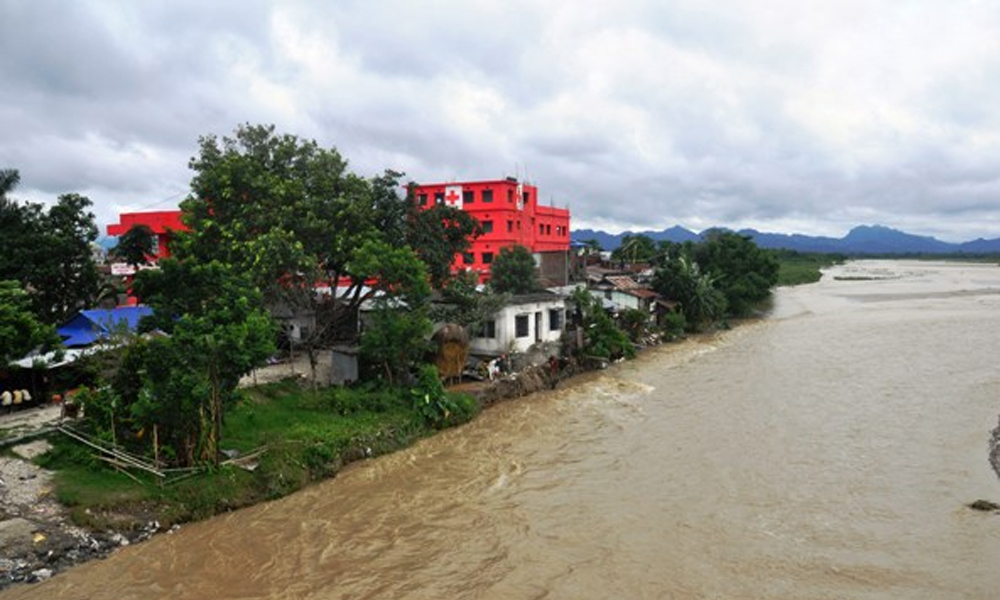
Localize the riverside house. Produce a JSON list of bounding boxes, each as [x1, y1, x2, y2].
[[469, 292, 567, 357]]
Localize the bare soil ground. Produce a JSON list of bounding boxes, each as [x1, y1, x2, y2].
[[0, 409, 159, 589]]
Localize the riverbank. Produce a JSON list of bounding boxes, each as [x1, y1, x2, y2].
[[0, 353, 602, 591]]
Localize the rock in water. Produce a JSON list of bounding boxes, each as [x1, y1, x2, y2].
[[968, 499, 1000, 512]]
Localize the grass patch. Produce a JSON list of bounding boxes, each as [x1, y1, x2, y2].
[[775, 251, 845, 286], [37, 379, 476, 528]]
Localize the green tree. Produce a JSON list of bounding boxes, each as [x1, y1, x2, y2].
[[113, 224, 155, 267], [652, 255, 726, 331], [612, 234, 657, 265], [32, 193, 101, 323], [0, 280, 62, 365], [354, 241, 434, 385], [618, 307, 651, 343], [431, 270, 509, 332], [0, 169, 19, 196], [404, 189, 482, 289], [132, 259, 276, 465], [489, 245, 538, 294], [693, 231, 779, 317], [0, 171, 100, 324], [178, 124, 426, 385], [570, 288, 634, 360]]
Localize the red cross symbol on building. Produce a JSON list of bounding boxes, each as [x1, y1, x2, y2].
[[445, 189, 460, 205]]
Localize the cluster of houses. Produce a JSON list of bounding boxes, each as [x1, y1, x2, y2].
[[4, 177, 675, 400]]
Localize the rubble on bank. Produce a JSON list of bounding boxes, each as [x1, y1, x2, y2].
[[0, 440, 164, 590]]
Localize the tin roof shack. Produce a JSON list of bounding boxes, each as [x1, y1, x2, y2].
[[600, 275, 660, 314], [469, 293, 568, 359]]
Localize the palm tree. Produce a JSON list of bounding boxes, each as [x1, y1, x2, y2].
[[0, 169, 19, 198], [653, 256, 725, 331]]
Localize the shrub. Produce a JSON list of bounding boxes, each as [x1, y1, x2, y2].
[[410, 365, 478, 428]]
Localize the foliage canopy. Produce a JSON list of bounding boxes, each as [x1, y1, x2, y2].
[[489, 244, 539, 294]]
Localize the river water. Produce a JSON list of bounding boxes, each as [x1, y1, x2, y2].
[[5, 260, 1000, 599]]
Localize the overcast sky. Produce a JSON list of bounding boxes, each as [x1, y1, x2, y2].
[[3, 1, 1000, 242]]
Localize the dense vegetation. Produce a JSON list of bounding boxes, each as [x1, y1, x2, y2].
[[38, 379, 477, 528], [59, 124, 490, 471], [1, 169, 104, 327], [651, 231, 780, 329]]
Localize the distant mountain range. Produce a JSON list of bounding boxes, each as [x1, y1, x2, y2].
[[572, 224, 1000, 255]]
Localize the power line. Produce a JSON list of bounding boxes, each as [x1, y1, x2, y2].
[[128, 189, 188, 211]]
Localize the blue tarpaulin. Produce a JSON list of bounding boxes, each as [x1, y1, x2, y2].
[[57, 307, 153, 347]]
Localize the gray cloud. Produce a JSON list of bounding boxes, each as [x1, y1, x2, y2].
[[3, 0, 1000, 242]]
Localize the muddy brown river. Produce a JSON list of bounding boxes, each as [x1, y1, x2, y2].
[[4, 260, 1000, 599]]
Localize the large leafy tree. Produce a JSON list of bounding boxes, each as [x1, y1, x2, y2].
[[176, 124, 418, 374], [132, 259, 276, 465], [404, 185, 482, 289], [0, 170, 100, 324], [0, 280, 62, 365], [34, 193, 101, 323], [353, 240, 433, 384], [693, 231, 779, 317], [489, 244, 539, 294]]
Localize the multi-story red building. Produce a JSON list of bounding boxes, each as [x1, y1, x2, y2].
[[411, 178, 571, 284]]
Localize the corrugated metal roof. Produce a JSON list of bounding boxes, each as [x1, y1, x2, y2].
[[58, 306, 153, 347], [605, 275, 642, 290]]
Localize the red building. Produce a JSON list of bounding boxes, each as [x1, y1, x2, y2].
[[105, 178, 572, 284], [411, 178, 571, 283], [106, 210, 186, 263]]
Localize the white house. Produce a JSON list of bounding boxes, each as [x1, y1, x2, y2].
[[469, 293, 568, 356]]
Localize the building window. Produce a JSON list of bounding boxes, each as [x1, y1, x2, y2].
[[523, 191, 530, 206], [482, 189, 493, 203], [482, 252, 494, 264], [463, 252, 474, 265], [549, 309, 562, 331], [517, 220, 521, 230], [507, 220, 513, 232], [482, 220, 494, 233], [434, 192, 444, 205], [478, 319, 496, 339], [507, 189, 514, 203], [515, 314, 530, 338], [418, 193, 428, 207], [539, 224, 545, 235], [546, 224, 552, 235], [463, 190, 474, 204]]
